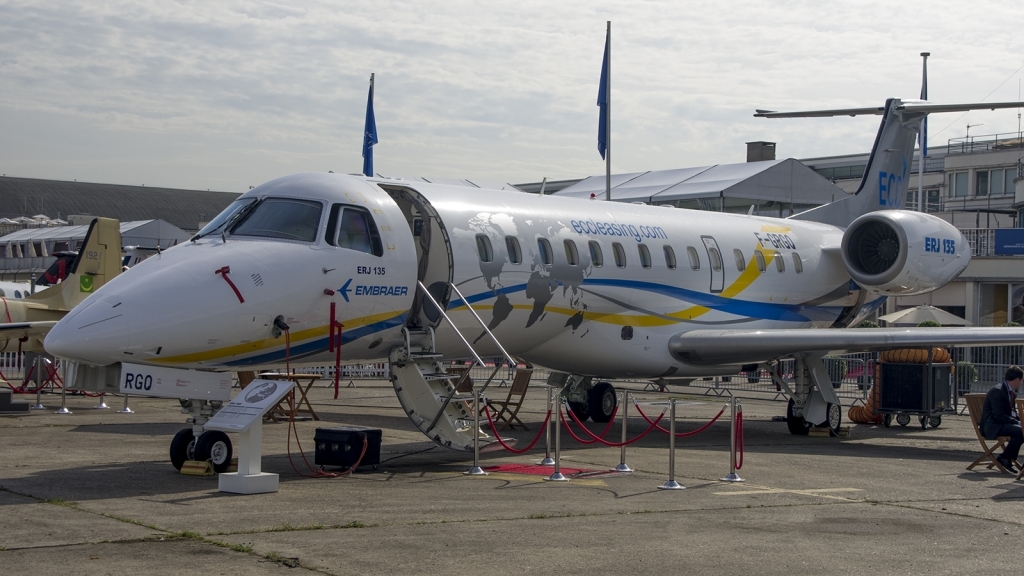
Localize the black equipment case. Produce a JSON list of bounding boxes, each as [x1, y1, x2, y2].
[[314, 427, 382, 468]]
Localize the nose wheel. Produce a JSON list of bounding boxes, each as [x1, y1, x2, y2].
[[169, 428, 196, 470], [194, 431, 234, 473]]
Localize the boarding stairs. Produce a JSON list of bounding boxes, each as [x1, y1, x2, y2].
[[389, 282, 516, 452]]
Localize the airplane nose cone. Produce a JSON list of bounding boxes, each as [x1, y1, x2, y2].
[[45, 297, 130, 366]]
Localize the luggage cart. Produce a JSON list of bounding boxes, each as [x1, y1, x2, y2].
[[876, 357, 953, 430]]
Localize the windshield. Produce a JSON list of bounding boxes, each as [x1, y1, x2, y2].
[[194, 198, 257, 239], [230, 198, 323, 242]]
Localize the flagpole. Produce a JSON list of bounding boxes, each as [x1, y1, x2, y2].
[[605, 21, 611, 202], [918, 52, 929, 213]]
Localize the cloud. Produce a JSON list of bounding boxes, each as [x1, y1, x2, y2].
[[0, 0, 1022, 191]]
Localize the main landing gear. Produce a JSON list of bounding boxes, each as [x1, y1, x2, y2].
[[169, 398, 233, 473], [773, 354, 844, 437], [556, 374, 617, 423]]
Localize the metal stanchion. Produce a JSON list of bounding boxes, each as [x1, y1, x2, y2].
[[721, 397, 744, 482], [539, 386, 555, 466], [55, 383, 71, 414], [615, 390, 632, 472], [465, 389, 487, 475], [31, 355, 46, 410], [658, 398, 683, 490], [93, 393, 110, 410], [546, 399, 568, 482], [118, 394, 134, 414]]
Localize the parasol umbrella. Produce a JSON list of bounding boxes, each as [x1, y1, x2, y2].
[[877, 305, 972, 326]]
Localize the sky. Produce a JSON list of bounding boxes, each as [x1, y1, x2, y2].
[[1, 0, 1023, 193]]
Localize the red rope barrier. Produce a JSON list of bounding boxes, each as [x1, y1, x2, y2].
[[483, 405, 552, 454], [734, 411, 744, 470], [633, 401, 726, 437], [561, 402, 667, 447], [561, 405, 618, 444]]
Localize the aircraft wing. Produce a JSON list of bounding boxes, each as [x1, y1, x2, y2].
[[669, 327, 1024, 365], [754, 101, 1024, 118], [0, 321, 59, 341]]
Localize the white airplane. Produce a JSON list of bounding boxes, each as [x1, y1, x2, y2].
[[43, 97, 1024, 470], [0, 281, 33, 299]]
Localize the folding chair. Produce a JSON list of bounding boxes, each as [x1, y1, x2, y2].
[[1015, 398, 1024, 481], [964, 393, 1011, 474], [488, 368, 533, 431], [236, 371, 256, 389]]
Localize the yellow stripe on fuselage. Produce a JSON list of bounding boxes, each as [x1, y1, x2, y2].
[[153, 310, 406, 365]]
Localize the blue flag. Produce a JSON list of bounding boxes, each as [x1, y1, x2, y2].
[[362, 78, 378, 177], [597, 32, 609, 160]]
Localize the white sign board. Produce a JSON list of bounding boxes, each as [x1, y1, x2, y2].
[[204, 379, 295, 433], [119, 362, 233, 401]]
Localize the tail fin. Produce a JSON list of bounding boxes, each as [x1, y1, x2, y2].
[[27, 217, 122, 310], [755, 96, 1024, 228]]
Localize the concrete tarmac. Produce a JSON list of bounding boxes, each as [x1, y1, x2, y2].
[[2, 380, 1022, 575]]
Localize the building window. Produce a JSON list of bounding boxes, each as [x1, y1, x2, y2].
[[638, 244, 651, 269], [664, 245, 677, 270], [976, 170, 989, 196], [687, 247, 700, 270], [589, 241, 603, 267], [612, 242, 626, 268], [754, 251, 766, 273], [792, 252, 803, 274], [733, 249, 745, 272], [979, 283, 1009, 326], [950, 171, 969, 197], [506, 236, 522, 264], [476, 235, 494, 263], [538, 238, 553, 265], [564, 239, 579, 266]]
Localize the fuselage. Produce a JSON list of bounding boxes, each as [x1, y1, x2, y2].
[[44, 172, 869, 378]]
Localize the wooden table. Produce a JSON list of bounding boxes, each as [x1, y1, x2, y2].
[[256, 373, 321, 422]]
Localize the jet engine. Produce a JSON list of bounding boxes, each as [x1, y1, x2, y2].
[[840, 210, 969, 296]]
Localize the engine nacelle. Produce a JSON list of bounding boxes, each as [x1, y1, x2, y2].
[[840, 211, 969, 296]]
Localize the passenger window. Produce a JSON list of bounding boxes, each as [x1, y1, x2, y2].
[[564, 240, 579, 266], [0, 289, 5, 297], [589, 241, 604, 267], [326, 205, 383, 256], [775, 251, 785, 272], [754, 251, 766, 272], [233, 198, 323, 243], [612, 242, 626, 268], [476, 235, 494, 263], [734, 249, 745, 272], [708, 247, 722, 271], [687, 246, 700, 270], [792, 252, 803, 274], [638, 244, 652, 268], [663, 245, 676, 270], [14, 290, 22, 298], [538, 238, 553, 265], [506, 236, 522, 264]]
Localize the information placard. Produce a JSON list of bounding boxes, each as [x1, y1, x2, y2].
[[119, 363, 233, 401], [204, 379, 295, 433]]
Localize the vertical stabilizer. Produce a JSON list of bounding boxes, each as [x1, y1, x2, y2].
[[27, 218, 122, 311], [790, 98, 922, 228]]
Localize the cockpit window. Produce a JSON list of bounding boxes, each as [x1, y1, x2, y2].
[[194, 198, 258, 239], [325, 205, 383, 256], [231, 198, 323, 243]]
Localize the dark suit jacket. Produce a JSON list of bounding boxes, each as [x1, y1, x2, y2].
[[981, 381, 1020, 439]]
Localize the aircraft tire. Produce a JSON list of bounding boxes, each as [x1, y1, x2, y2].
[[170, 428, 195, 471], [569, 401, 590, 422], [826, 403, 842, 436], [195, 431, 233, 473], [786, 399, 809, 435], [588, 382, 617, 423]]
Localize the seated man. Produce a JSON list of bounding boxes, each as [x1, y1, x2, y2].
[[981, 365, 1024, 472]]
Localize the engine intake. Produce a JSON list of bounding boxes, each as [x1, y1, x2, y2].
[[840, 211, 968, 296]]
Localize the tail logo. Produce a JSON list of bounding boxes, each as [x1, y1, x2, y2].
[[80, 275, 94, 293], [878, 157, 909, 208]]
